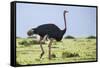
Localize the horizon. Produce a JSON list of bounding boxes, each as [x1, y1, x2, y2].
[[16, 35, 96, 39]]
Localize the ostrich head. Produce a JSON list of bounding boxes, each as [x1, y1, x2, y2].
[[64, 10, 68, 14], [27, 28, 35, 36]]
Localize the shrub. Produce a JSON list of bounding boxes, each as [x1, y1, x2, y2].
[[18, 39, 46, 46], [87, 36, 96, 39], [18, 40, 29, 46], [62, 51, 79, 58], [64, 35, 75, 39], [29, 40, 45, 44], [51, 53, 56, 58], [29, 40, 38, 44]]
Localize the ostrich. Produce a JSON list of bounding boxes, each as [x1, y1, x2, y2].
[[27, 10, 68, 60]]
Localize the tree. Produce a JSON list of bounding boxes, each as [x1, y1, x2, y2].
[[64, 35, 75, 39], [87, 36, 96, 39]]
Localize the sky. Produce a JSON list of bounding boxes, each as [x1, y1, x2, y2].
[[16, 3, 96, 38]]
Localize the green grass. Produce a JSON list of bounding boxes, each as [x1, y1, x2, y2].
[[16, 38, 96, 65]]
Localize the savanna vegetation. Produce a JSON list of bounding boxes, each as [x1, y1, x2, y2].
[[16, 36, 97, 65]]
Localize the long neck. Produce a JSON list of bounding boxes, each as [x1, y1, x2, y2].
[[63, 12, 67, 30], [59, 11, 67, 40], [60, 12, 67, 36]]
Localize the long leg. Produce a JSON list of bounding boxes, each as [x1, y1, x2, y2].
[[39, 35, 48, 59], [40, 42, 44, 59], [48, 38, 53, 60], [39, 37, 44, 59]]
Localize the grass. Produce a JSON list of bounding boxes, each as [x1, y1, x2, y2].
[[16, 38, 96, 65]]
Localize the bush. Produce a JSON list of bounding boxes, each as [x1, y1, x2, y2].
[[29, 40, 38, 44], [62, 51, 79, 58], [51, 53, 56, 58], [29, 40, 45, 44], [18, 40, 29, 46], [18, 39, 46, 46], [87, 36, 96, 39], [64, 35, 75, 39]]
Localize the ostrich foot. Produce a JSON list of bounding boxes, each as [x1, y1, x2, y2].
[[40, 51, 44, 59]]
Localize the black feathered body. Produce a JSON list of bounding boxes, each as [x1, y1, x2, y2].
[[33, 24, 66, 41]]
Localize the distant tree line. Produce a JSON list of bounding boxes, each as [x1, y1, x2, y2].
[[64, 35, 75, 39], [87, 36, 96, 39], [17, 35, 96, 39], [64, 35, 96, 39]]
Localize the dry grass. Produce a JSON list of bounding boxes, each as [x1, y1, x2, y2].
[[16, 38, 96, 65]]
